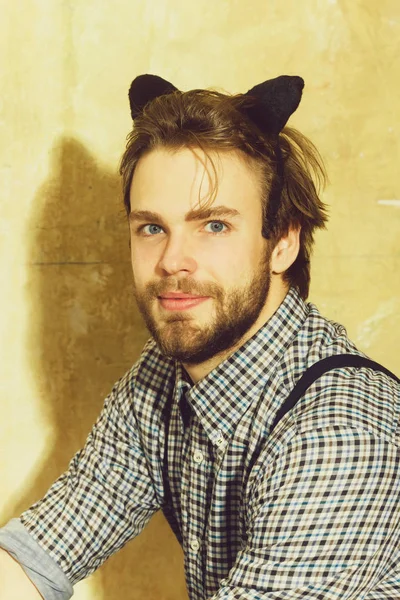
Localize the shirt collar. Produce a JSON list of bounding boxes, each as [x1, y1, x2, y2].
[[174, 287, 308, 446]]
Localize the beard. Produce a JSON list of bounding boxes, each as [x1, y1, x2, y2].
[[132, 249, 272, 365]]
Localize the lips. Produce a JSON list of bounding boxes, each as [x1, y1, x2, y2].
[[158, 295, 210, 311]]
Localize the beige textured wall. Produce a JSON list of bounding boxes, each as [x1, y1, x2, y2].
[[0, 1, 399, 598]]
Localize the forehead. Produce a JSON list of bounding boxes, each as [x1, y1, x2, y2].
[[129, 146, 262, 215]]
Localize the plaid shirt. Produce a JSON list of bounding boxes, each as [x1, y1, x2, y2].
[[13, 288, 400, 598]]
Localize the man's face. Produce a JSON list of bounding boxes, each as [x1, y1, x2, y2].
[[129, 147, 273, 365]]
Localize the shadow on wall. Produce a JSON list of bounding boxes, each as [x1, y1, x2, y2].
[[6, 137, 187, 600]]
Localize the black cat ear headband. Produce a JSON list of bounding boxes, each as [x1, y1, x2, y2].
[[128, 74, 304, 236]]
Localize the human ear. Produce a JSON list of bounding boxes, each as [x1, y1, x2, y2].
[[270, 227, 300, 274]]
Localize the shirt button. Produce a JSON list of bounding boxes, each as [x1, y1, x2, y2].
[[190, 538, 200, 552], [193, 450, 204, 464]]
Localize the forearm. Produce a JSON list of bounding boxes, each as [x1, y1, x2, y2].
[[0, 548, 43, 599]]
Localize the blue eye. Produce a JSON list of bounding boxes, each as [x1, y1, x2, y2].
[[139, 224, 163, 236], [204, 221, 229, 235]]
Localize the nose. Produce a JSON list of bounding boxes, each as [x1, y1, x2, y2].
[[157, 233, 198, 276]]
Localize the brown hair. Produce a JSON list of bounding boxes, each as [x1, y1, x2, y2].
[[120, 89, 328, 299]]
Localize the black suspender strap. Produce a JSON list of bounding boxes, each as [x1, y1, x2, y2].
[[270, 353, 400, 434], [161, 388, 186, 543]]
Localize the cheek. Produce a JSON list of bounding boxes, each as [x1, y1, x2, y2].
[[130, 237, 153, 264], [199, 239, 261, 284], [205, 246, 251, 285]]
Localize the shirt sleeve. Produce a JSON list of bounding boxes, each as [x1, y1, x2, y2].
[[209, 425, 400, 599], [0, 518, 73, 600], [17, 366, 160, 587]]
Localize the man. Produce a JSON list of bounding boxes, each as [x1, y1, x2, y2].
[[0, 74, 399, 599]]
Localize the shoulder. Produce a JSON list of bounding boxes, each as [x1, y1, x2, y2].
[[278, 304, 399, 442], [292, 363, 399, 441]]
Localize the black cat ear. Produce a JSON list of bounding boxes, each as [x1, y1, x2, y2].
[[129, 74, 179, 120], [243, 75, 304, 135]]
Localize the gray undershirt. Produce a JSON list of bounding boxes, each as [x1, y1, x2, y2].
[[0, 519, 73, 599]]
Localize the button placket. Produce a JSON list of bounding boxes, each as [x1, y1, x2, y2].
[[182, 420, 210, 575]]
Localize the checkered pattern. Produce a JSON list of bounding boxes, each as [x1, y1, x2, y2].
[[20, 288, 400, 599]]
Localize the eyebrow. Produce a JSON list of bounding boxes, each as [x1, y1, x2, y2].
[[129, 205, 242, 225]]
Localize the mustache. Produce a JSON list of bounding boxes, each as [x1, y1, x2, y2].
[[144, 279, 220, 298]]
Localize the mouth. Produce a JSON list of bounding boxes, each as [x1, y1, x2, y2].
[[158, 295, 210, 311]]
